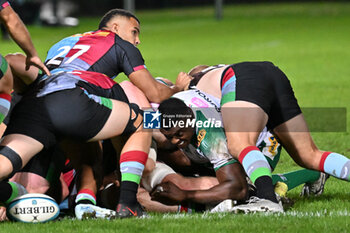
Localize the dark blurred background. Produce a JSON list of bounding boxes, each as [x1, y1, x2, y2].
[[7, 0, 350, 19], [1, 0, 348, 39]]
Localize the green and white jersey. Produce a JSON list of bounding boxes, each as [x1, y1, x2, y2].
[[172, 89, 281, 171]]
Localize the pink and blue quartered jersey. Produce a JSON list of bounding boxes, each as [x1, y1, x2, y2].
[[45, 30, 146, 77], [38, 30, 147, 96]]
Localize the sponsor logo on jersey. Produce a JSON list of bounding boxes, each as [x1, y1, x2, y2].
[[191, 97, 209, 108], [194, 89, 220, 112], [268, 136, 278, 155], [197, 129, 207, 145]]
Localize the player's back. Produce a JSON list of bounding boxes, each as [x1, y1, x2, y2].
[[196, 66, 227, 100], [44, 30, 145, 78]]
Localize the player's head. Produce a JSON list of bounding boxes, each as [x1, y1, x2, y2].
[[158, 98, 195, 149], [99, 9, 141, 46], [188, 65, 209, 76], [187, 65, 209, 89]]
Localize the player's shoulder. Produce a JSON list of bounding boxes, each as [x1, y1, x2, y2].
[[113, 34, 140, 52], [71, 30, 114, 38]]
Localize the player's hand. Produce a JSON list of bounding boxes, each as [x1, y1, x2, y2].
[[25, 55, 51, 76], [174, 72, 192, 92], [150, 182, 186, 205], [0, 206, 8, 222]]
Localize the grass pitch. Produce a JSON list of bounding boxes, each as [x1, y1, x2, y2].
[[1, 2, 350, 232]]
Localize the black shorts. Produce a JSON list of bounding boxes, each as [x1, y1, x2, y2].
[[221, 61, 302, 129], [4, 81, 126, 148], [19, 145, 65, 184]]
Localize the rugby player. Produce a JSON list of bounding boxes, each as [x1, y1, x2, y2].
[[1, 8, 190, 219], [111, 79, 328, 213], [0, 1, 49, 220], [149, 89, 326, 212], [155, 62, 349, 213], [6, 8, 190, 100], [0, 70, 152, 220]]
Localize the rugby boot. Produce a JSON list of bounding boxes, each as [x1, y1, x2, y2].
[[231, 196, 284, 214], [300, 172, 329, 197], [75, 203, 116, 220], [116, 202, 147, 219]]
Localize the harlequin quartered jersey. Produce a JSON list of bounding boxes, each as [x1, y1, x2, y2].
[[37, 30, 147, 96], [0, 0, 10, 11], [44, 30, 146, 78]]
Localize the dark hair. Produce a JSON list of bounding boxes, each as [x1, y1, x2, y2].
[[158, 98, 194, 130], [98, 9, 140, 29]]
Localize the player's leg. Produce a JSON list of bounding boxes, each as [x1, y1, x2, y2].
[[273, 114, 350, 184], [5, 53, 39, 93], [272, 169, 321, 191], [60, 140, 102, 204], [219, 63, 285, 212], [55, 87, 151, 218], [263, 61, 350, 187], [114, 127, 152, 218], [222, 101, 279, 205], [0, 134, 44, 204], [61, 140, 116, 220], [272, 169, 328, 197], [87, 95, 151, 217], [0, 86, 62, 206], [9, 145, 66, 197]]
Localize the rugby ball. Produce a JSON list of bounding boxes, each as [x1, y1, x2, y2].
[[7, 193, 60, 223]]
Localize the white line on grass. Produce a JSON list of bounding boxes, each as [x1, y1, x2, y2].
[[160, 210, 350, 219]]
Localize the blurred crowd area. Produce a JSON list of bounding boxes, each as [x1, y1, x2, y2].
[[1, 0, 343, 40], [1, 0, 80, 40], [1, 0, 218, 39], [5, 0, 79, 26]]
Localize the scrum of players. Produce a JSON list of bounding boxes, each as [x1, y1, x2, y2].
[[0, 1, 349, 221]]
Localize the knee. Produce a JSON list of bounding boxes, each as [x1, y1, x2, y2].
[[4, 53, 16, 64], [0, 145, 23, 180], [4, 53, 25, 66], [227, 143, 251, 159], [227, 144, 239, 159], [0, 156, 13, 180]]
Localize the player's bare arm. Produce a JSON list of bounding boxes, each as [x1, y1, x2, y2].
[[129, 69, 191, 103], [151, 163, 248, 205], [0, 6, 50, 75]]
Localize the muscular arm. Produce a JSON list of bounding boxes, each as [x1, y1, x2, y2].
[[0, 7, 37, 58], [129, 69, 190, 103], [163, 173, 219, 191], [0, 6, 50, 75], [151, 163, 248, 205]]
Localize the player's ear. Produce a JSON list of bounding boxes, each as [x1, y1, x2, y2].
[[112, 23, 119, 34]]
